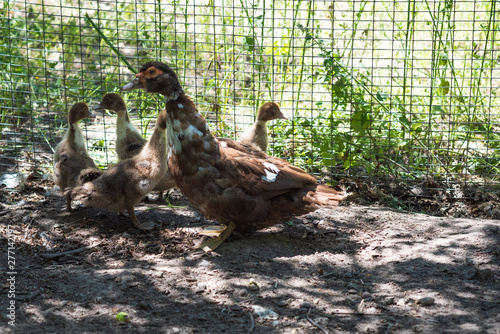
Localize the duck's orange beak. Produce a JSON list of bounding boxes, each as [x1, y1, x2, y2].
[[120, 73, 144, 91]]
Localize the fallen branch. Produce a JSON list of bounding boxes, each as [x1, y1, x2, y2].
[[41, 242, 102, 260]]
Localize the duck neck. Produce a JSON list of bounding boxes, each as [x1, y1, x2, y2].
[[254, 120, 268, 132], [141, 121, 166, 163], [67, 122, 86, 152], [163, 93, 217, 177], [115, 109, 135, 139]]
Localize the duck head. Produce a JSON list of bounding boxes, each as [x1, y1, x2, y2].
[[69, 102, 95, 124], [257, 102, 286, 122], [94, 93, 126, 113], [121, 61, 184, 100]]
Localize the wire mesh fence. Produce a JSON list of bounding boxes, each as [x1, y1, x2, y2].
[[1, 0, 500, 198]]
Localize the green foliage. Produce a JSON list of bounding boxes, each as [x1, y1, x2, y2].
[[1, 0, 499, 185]]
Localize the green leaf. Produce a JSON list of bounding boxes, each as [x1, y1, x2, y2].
[[244, 36, 255, 52], [351, 111, 371, 133], [437, 78, 450, 95], [376, 91, 389, 102], [398, 114, 411, 128]]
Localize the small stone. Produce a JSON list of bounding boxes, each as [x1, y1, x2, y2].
[[299, 302, 313, 309], [152, 272, 163, 278], [361, 291, 371, 300], [235, 288, 248, 297], [250, 305, 278, 319], [198, 260, 211, 267], [383, 297, 396, 305], [274, 300, 288, 307], [197, 315, 208, 321], [248, 284, 259, 292], [412, 325, 423, 333], [348, 289, 357, 294], [138, 301, 151, 310], [271, 320, 280, 327], [194, 284, 206, 294], [417, 297, 435, 306]]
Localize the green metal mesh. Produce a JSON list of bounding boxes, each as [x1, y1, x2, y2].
[[1, 0, 500, 194]]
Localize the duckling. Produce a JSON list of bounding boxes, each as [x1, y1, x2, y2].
[[94, 93, 147, 160], [121, 61, 346, 249], [238, 102, 286, 152], [69, 109, 169, 230], [94, 93, 176, 197], [53, 102, 102, 211]]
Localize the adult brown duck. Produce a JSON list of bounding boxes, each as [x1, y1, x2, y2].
[[121, 61, 346, 249]]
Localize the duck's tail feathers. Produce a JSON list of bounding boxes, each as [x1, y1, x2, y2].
[[314, 184, 347, 207]]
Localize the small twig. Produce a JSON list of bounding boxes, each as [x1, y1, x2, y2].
[[306, 313, 330, 334], [22, 221, 32, 242], [328, 311, 384, 316], [41, 242, 102, 259], [247, 313, 255, 334]]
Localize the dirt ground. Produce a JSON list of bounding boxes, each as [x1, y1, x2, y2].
[[0, 178, 499, 334]]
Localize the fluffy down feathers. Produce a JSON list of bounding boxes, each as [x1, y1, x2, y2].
[[94, 93, 176, 193], [53, 102, 102, 211], [69, 110, 169, 230]]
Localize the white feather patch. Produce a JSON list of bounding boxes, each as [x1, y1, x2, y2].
[[178, 103, 184, 109], [204, 140, 214, 152], [172, 119, 182, 132], [185, 124, 203, 140], [262, 162, 280, 182], [166, 121, 182, 153]]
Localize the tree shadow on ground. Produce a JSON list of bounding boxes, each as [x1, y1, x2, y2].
[[0, 185, 499, 333]]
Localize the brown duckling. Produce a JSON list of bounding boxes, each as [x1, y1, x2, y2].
[[238, 102, 286, 152], [69, 109, 169, 230], [53, 102, 102, 211], [121, 61, 346, 249], [94, 93, 176, 196]]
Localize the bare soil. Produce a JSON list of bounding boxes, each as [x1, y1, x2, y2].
[[0, 178, 499, 333]]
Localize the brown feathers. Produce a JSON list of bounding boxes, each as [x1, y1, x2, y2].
[[70, 110, 169, 230], [53, 102, 102, 211], [94, 93, 176, 194], [121, 62, 346, 235]]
